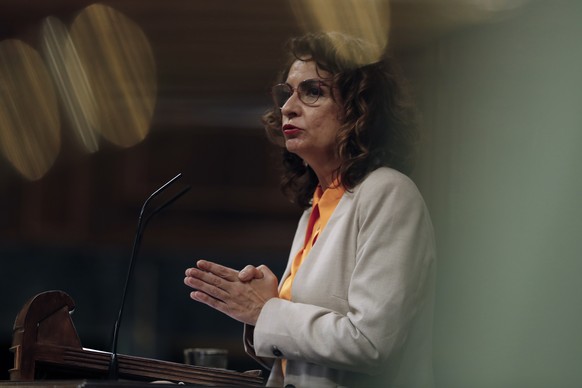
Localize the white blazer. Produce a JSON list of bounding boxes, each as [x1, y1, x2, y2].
[[244, 167, 436, 388]]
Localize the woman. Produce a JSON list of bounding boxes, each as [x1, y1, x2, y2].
[[184, 32, 436, 387]]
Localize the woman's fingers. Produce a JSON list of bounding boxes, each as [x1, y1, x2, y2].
[[257, 265, 276, 280], [185, 260, 279, 325], [196, 259, 239, 281], [184, 260, 240, 295], [239, 265, 264, 282], [184, 268, 230, 301], [189, 260, 267, 283], [190, 290, 226, 312]]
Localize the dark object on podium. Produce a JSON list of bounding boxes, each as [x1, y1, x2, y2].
[[9, 291, 263, 387]]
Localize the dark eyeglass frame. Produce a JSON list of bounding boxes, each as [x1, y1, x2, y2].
[[271, 78, 332, 109]]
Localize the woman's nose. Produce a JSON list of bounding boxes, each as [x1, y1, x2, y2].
[[280, 91, 301, 117]]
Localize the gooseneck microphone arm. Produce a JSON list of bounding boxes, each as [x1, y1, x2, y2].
[[108, 173, 191, 379]]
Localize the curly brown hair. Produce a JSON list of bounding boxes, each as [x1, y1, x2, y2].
[[262, 32, 418, 208]]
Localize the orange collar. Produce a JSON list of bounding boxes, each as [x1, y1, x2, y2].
[[311, 180, 344, 232]]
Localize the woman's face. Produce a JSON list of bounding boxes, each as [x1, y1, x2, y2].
[[280, 59, 343, 171]]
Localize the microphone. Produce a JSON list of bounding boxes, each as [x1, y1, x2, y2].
[[108, 173, 191, 379]]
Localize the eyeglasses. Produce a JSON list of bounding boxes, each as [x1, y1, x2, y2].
[[271, 79, 330, 109]]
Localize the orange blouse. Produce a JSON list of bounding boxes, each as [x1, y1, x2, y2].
[[279, 181, 345, 301]]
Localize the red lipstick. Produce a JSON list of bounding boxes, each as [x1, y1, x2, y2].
[[283, 124, 302, 136]]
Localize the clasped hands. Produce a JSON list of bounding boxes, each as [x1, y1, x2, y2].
[[184, 260, 279, 326]]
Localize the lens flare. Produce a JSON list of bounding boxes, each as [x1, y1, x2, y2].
[[290, 0, 391, 65], [0, 39, 60, 181], [70, 4, 157, 148], [41, 16, 99, 153]]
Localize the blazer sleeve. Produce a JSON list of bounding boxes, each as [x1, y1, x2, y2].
[[243, 324, 274, 370], [249, 169, 436, 375]]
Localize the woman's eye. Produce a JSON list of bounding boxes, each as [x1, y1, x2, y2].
[[302, 82, 323, 98], [305, 86, 322, 97]]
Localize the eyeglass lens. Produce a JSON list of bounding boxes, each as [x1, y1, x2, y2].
[[272, 79, 324, 108]]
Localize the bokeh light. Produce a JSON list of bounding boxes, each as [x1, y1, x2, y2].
[[70, 4, 157, 148], [0, 39, 61, 181], [41, 16, 100, 153], [290, 0, 391, 65]]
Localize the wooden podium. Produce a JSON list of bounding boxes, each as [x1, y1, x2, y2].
[[9, 291, 263, 386]]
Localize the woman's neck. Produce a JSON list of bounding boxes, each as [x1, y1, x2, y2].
[[305, 154, 341, 192], [314, 167, 339, 192]]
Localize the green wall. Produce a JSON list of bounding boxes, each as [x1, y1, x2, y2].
[[406, 1, 582, 386]]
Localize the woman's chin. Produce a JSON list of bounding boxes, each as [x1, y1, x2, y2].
[[284, 139, 304, 154]]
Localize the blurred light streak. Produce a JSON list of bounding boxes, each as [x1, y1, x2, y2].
[[70, 4, 157, 148], [0, 39, 60, 181], [290, 0, 390, 64], [41, 16, 100, 153]]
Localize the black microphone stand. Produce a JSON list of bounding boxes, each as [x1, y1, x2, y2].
[[108, 173, 190, 380]]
